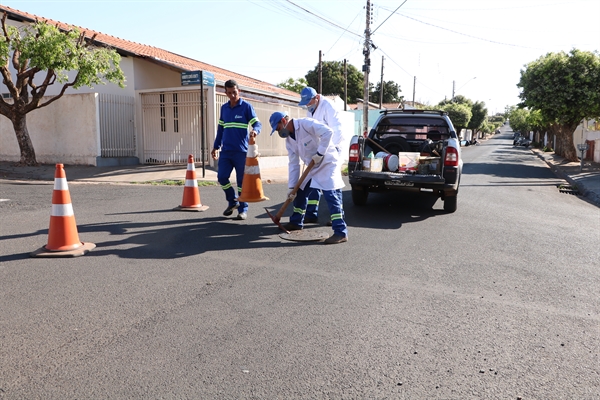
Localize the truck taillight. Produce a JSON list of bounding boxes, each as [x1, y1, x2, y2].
[[349, 143, 360, 162], [444, 147, 459, 167]]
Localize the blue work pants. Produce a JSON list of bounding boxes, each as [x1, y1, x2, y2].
[[217, 151, 248, 214], [290, 180, 348, 238]]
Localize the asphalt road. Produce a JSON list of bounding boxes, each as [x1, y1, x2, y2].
[[0, 132, 598, 399]]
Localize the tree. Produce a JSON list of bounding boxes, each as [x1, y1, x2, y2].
[[507, 107, 530, 134], [517, 49, 600, 161], [440, 102, 472, 136], [438, 95, 472, 107], [467, 101, 488, 133], [305, 61, 364, 103], [0, 15, 125, 165], [277, 77, 308, 94], [372, 80, 403, 104]]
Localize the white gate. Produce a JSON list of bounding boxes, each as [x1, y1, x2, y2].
[[99, 94, 136, 157], [141, 90, 208, 164]]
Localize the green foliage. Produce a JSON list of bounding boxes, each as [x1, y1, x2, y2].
[[277, 77, 308, 94], [2, 21, 125, 90], [440, 102, 472, 134], [467, 101, 488, 131], [305, 61, 364, 102], [438, 95, 473, 107], [507, 108, 530, 134], [518, 49, 600, 127], [372, 80, 403, 103]]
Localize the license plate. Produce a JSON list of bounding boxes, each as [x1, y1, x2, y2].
[[385, 180, 414, 187]]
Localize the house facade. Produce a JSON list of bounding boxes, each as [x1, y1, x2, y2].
[[0, 5, 307, 167]]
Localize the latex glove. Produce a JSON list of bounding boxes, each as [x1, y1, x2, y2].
[[311, 152, 324, 166], [287, 189, 296, 201]]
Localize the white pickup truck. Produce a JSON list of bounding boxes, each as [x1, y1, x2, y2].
[[348, 109, 463, 212]]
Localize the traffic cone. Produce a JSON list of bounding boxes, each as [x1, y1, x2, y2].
[[31, 164, 95, 257], [237, 137, 269, 203], [173, 155, 209, 211]]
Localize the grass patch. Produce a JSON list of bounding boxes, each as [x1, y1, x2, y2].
[[133, 180, 219, 186]]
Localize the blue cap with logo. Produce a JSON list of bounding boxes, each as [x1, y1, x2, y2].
[[269, 111, 288, 135], [298, 87, 317, 106]]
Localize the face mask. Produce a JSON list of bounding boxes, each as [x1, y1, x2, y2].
[[277, 120, 290, 138], [307, 98, 318, 113], [278, 129, 290, 138]]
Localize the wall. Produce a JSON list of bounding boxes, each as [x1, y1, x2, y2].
[[0, 93, 100, 165]]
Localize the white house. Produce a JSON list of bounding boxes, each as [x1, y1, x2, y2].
[[0, 5, 308, 167]]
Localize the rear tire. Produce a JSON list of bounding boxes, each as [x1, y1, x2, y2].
[[443, 195, 457, 213], [352, 186, 369, 206]]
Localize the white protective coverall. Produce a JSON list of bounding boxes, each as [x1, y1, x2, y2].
[[286, 118, 345, 191]]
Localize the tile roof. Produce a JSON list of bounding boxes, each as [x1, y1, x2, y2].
[[0, 5, 300, 100]]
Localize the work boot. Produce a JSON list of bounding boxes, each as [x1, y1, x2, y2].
[[304, 217, 318, 223], [283, 223, 302, 231], [223, 203, 239, 216], [323, 234, 347, 244], [234, 212, 247, 220]]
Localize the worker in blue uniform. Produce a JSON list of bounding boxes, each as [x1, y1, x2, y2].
[[211, 79, 261, 220]]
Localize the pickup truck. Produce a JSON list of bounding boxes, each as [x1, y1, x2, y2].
[[348, 109, 463, 212]]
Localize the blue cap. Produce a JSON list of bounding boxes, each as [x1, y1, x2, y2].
[[298, 87, 317, 106], [269, 111, 287, 135]]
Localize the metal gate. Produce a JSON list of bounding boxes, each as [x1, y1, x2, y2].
[[141, 90, 208, 164], [99, 94, 136, 157]]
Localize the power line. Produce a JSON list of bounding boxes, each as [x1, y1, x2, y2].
[[283, 0, 362, 38]]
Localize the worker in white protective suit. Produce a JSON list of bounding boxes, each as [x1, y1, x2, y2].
[[269, 111, 348, 244], [298, 87, 349, 225]]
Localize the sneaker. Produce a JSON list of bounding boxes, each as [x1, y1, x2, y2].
[[234, 212, 247, 220], [223, 203, 239, 216], [323, 234, 347, 244], [283, 223, 303, 231], [304, 217, 318, 223]]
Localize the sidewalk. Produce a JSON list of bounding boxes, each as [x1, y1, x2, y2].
[[0, 159, 290, 186], [530, 148, 600, 207]]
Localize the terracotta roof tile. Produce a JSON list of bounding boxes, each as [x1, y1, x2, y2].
[[1, 5, 300, 100]]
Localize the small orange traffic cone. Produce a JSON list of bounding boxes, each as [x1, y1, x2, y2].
[[173, 155, 209, 211], [237, 136, 269, 203], [31, 164, 95, 257]]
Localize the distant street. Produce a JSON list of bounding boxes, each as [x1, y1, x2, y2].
[[1, 129, 598, 399]]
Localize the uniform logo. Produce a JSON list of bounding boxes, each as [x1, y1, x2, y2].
[[303, 139, 313, 147], [235, 115, 243, 119]]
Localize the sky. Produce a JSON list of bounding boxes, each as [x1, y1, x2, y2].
[[2, 0, 599, 115]]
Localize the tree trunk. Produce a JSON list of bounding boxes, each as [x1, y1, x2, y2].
[[12, 114, 38, 166], [550, 124, 578, 162]]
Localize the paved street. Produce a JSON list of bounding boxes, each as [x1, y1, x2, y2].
[[0, 133, 598, 399]]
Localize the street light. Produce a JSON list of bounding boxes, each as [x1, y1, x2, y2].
[[452, 77, 476, 101]]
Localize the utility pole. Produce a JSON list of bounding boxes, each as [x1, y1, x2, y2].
[[379, 55, 384, 109], [452, 80, 455, 101], [362, 0, 372, 135], [412, 76, 416, 106], [344, 59, 348, 111], [318, 50, 323, 94]]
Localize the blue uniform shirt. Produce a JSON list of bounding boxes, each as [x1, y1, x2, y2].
[[213, 98, 262, 153]]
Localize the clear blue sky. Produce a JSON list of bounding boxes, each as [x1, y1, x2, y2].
[[2, 0, 599, 114]]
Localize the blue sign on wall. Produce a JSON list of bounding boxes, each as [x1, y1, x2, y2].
[[181, 70, 215, 87]]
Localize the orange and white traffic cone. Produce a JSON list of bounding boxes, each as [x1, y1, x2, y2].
[[31, 164, 95, 257], [173, 155, 209, 211], [237, 137, 269, 203]]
